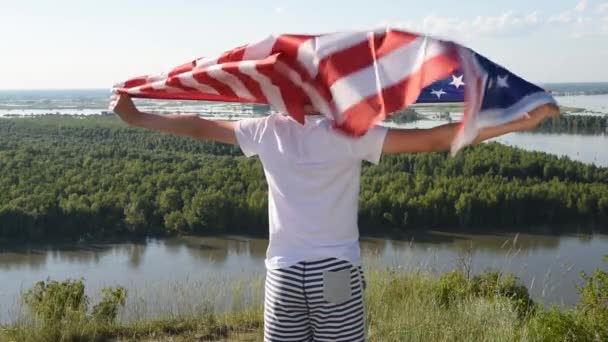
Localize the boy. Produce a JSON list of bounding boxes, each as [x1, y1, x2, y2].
[[111, 94, 558, 341]]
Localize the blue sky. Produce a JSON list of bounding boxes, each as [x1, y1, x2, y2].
[[1, 0, 607, 89]]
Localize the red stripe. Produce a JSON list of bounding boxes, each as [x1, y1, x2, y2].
[[137, 85, 166, 95], [123, 76, 148, 89], [338, 52, 460, 136], [221, 62, 268, 103], [217, 45, 247, 64], [128, 90, 258, 103], [256, 54, 307, 123], [272, 34, 335, 108], [164, 75, 202, 93], [191, 70, 238, 99], [271, 34, 314, 58], [317, 30, 418, 86], [274, 35, 320, 91], [168, 61, 196, 78]]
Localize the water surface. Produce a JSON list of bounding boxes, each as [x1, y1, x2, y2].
[[2, 232, 607, 322]]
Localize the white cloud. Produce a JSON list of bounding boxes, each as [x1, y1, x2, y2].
[[575, 0, 588, 12], [549, 11, 573, 24], [382, 4, 608, 42], [524, 12, 539, 24], [274, 7, 284, 13], [387, 11, 543, 42]]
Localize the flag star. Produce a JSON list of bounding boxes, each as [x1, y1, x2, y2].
[[431, 88, 447, 99], [449, 74, 465, 88], [497, 75, 510, 88]]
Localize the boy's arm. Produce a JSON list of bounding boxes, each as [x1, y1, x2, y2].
[[110, 94, 237, 145], [382, 104, 559, 154]]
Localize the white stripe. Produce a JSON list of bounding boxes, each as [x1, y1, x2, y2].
[[243, 35, 278, 60], [194, 57, 218, 69], [297, 29, 387, 78], [274, 61, 333, 118], [238, 60, 288, 113], [205, 66, 254, 100], [176, 73, 220, 95], [148, 79, 168, 90], [450, 46, 485, 155], [136, 80, 183, 93], [330, 36, 447, 115], [147, 74, 167, 84], [297, 32, 368, 78]]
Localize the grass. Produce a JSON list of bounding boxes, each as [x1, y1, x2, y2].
[[1, 258, 607, 342]]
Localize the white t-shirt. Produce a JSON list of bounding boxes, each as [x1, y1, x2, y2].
[[235, 114, 388, 270]]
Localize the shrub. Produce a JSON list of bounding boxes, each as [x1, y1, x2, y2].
[[576, 255, 608, 340], [434, 270, 470, 306], [529, 307, 590, 342], [470, 270, 535, 317], [23, 279, 126, 329], [23, 279, 88, 327], [91, 286, 127, 323]]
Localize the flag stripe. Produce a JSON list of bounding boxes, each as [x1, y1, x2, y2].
[[243, 35, 278, 60], [237, 59, 288, 113], [206, 66, 254, 100], [217, 45, 246, 64], [338, 53, 459, 134], [192, 69, 238, 99], [274, 61, 333, 118], [173, 72, 220, 95], [331, 36, 448, 115], [169, 61, 196, 78], [297, 31, 379, 78], [256, 56, 307, 123], [223, 63, 268, 103], [317, 30, 419, 87]]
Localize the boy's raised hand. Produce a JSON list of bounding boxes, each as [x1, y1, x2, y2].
[[109, 94, 140, 125]]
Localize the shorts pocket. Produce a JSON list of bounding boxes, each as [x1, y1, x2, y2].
[[322, 268, 353, 304]]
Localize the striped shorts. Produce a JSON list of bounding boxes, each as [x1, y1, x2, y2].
[[264, 257, 367, 342]]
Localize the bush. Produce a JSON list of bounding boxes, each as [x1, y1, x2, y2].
[[23, 279, 88, 327], [91, 287, 127, 322], [470, 271, 535, 317], [576, 255, 608, 340], [529, 307, 590, 342], [23, 279, 126, 329], [434, 270, 470, 306], [433, 269, 534, 318]]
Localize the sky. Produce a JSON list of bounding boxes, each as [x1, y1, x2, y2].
[[0, 0, 607, 89]]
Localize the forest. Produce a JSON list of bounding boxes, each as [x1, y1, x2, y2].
[[535, 114, 607, 135], [0, 115, 607, 241]]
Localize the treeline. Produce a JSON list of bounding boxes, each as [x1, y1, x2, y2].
[[534, 115, 608, 135], [0, 116, 607, 241]]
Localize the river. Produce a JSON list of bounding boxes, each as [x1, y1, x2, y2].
[[2, 231, 608, 323], [388, 120, 608, 167]]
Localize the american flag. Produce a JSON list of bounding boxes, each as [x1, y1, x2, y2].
[[417, 50, 556, 151], [113, 28, 555, 152]]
